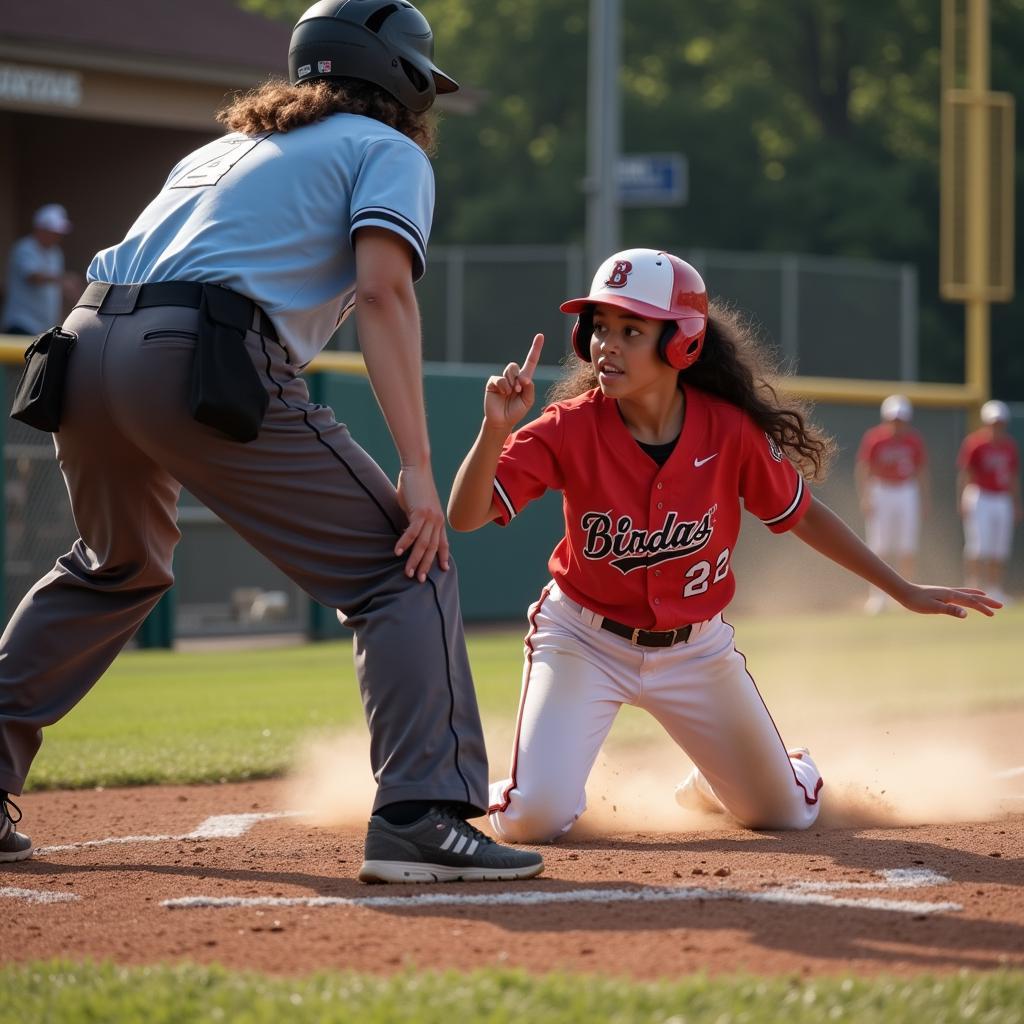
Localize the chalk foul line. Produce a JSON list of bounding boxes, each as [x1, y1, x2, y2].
[[32, 812, 300, 855], [2, 812, 301, 906], [162, 867, 961, 916], [0, 887, 78, 905], [3, 808, 984, 917]]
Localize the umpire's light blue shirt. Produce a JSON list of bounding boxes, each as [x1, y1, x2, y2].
[[89, 114, 433, 367]]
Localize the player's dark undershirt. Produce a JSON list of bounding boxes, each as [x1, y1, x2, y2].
[[636, 434, 680, 467]]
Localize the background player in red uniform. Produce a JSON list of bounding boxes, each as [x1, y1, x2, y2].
[[958, 400, 1021, 604], [448, 248, 999, 842], [855, 395, 929, 614]]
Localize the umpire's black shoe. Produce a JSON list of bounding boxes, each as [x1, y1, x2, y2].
[[0, 791, 33, 863], [359, 806, 544, 884]]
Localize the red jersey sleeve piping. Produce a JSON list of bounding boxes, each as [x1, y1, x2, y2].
[[492, 477, 516, 523], [760, 475, 808, 532]]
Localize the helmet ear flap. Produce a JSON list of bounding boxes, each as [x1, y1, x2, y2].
[[660, 319, 706, 370], [571, 308, 595, 361], [657, 322, 680, 367]]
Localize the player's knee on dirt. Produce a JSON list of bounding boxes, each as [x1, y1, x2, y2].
[[712, 753, 822, 832], [737, 802, 819, 831], [490, 792, 581, 844]]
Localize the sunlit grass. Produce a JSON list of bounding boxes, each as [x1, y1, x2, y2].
[[25, 606, 1023, 790]]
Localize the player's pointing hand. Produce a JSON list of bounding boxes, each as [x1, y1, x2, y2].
[[484, 333, 545, 434]]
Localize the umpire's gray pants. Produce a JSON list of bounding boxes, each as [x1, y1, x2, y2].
[[0, 303, 489, 814]]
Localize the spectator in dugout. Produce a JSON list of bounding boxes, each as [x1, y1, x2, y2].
[[856, 394, 929, 614], [1, 204, 73, 337], [959, 400, 1021, 606]]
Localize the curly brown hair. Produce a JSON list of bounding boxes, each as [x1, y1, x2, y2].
[[548, 300, 836, 481], [216, 78, 437, 153]]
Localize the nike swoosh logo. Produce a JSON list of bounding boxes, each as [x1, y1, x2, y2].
[[694, 453, 718, 468]]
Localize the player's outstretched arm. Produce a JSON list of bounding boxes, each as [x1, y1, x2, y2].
[[448, 334, 544, 532], [791, 496, 1002, 618]]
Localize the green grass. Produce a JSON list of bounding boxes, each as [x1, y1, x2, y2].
[[24, 606, 1024, 791], [2, 964, 1023, 1023], [731, 603, 1024, 721], [23, 630, 528, 791]]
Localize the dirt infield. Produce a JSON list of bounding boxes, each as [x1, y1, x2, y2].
[[3, 781, 1022, 978]]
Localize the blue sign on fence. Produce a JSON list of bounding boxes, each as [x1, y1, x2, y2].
[[617, 153, 688, 207]]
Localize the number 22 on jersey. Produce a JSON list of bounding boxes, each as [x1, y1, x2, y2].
[[683, 547, 731, 597]]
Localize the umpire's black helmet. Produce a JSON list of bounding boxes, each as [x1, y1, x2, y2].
[[289, 0, 458, 113]]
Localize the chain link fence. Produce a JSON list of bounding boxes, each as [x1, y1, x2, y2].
[[330, 245, 919, 381]]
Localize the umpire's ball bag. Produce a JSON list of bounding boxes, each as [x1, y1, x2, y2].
[[10, 325, 77, 433], [190, 285, 269, 444]]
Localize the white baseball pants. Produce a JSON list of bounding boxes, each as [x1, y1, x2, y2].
[[489, 583, 822, 842], [961, 485, 1015, 560], [865, 479, 920, 558]]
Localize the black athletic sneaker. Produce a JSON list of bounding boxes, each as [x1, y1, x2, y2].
[[359, 806, 544, 884], [0, 791, 33, 863]]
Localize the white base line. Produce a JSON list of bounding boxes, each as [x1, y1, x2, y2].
[[790, 867, 947, 891], [162, 887, 960, 916], [162, 868, 961, 917], [0, 886, 78, 904], [33, 812, 300, 855]]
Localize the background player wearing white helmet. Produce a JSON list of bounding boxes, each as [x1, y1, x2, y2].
[[0, 0, 543, 883], [958, 400, 1021, 605], [448, 248, 1000, 842], [855, 395, 929, 614]]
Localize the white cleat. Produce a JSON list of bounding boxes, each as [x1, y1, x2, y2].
[[674, 768, 726, 815]]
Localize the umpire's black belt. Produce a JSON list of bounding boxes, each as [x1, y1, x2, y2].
[[76, 281, 277, 342], [600, 617, 693, 648]]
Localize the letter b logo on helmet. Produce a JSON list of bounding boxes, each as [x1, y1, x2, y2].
[[560, 249, 709, 371], [289, 0, 459, 113], [605, 261, 633, 288]]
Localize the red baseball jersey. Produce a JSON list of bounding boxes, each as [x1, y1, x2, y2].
[[491, 385, 811, 629], [958, 430, 1020, 493], [856, 425, 926, 482]]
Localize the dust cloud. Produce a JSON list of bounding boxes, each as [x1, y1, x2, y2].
[[284, 731, 377, 828], [284, 714, 1022, 835], [575, 728, 1020, 835]]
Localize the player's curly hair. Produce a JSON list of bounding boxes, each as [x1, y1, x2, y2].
[[217, 78, 437, 154], [548, 300, 836, 481]]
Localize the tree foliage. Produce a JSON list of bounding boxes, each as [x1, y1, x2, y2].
[[240, 0, 1024, 393]]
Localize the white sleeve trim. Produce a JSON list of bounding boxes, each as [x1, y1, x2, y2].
[[761, 476, 805, 526], [493, 478, 516, 521], [350, 206, 427, 276]]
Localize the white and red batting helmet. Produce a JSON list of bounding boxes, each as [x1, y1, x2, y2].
[[561, 248, 709, 370]]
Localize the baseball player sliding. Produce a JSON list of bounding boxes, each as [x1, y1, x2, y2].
[[448, 249, 1000, 841], [855, 395, 929, 614]]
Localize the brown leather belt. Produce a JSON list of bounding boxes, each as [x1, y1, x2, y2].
[[600, 618, 693, 648]]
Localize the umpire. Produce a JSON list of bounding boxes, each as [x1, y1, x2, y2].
[[0, 0, 542, 884]]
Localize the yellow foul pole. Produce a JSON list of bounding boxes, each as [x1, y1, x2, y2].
[[963, 0, 990, 406]]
